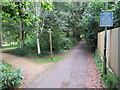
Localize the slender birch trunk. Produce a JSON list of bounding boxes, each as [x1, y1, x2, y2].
[[35, 2, 41, 54]]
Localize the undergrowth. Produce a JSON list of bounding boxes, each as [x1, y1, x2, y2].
[[93, 50, 120, 88]]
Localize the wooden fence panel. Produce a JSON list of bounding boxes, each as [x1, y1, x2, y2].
[[97, 28, 120, 78]]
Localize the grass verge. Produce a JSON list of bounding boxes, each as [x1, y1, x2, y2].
[[34, 56, 64, 64], [93, 50, 120, 88], [0, 45, 18, 51]]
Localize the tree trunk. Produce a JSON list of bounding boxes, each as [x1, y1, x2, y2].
[[0, 33, 2, 48], [36, 22, 41, 54], [19, 19, 22, 49], [35, 2, 41, 54]]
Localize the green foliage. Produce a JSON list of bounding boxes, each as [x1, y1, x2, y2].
[[59, 37, 76, 50], [81, 2, 104, 52], [93, 51, 102, 72], [1, 45, 18, 51], [81, 1, 120, 52], [24, 38, 37, 49], [93, 51, 120, 88], [39, 34, 76, 55], [34, 56, 63, 64], [9, 34, 76, 57], [114, 1, 120, 27], [3, 2, 120, 56], [2, 2, 30, 21], [0, 64, 23, 90], [41, 2, 53, 11], [9, 46, 37, 57], [6, 38, 37, 56]]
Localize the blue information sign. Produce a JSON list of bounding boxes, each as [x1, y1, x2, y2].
[[100, 12, 113, 27]]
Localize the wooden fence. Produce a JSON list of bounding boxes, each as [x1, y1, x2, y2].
[[97, 27, 120, 79]]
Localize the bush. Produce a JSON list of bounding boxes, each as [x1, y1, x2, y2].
[[7, 31, 77, 57], [70, 38, 77, 46], [9, 46, 37, 57], [94, 51, 120, 88], [24, 38, 37, 49], [60, 38, 74, 50], [0, 64, 23, 90], [8, 38, 37, 57], [9, 37, 77, 57]]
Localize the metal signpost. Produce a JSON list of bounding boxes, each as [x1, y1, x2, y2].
[[100, 2, 113, 75]]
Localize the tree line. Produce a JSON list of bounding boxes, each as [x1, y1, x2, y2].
[[1, 1, 120, 56]]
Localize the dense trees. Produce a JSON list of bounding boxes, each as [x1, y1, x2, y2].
[[81, 2, 120, 52], [1, 1, 120, 56], [2, 2, 29, 48]]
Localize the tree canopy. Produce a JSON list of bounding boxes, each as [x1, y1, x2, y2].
[[1, 1, 120, 56]]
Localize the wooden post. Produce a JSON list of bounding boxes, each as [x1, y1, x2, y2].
[[48, 29, 53, 60], [19, 19, 22, 49]]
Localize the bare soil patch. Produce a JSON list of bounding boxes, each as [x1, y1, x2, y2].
[[2, 53, 55, 88]]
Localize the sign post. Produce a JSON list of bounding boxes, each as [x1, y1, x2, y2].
[[48, 29, 53, 60], [100, 2, 113, 75]]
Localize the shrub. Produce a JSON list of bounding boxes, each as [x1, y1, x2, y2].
[[7, 32, 77, 57], [70, 38, 77, 46], [24, 38, 37, 49], [9, 46, 37, 57], [0, 64, 23, 90], [94, 51, 120, 88], [60, 38, 73, 50]]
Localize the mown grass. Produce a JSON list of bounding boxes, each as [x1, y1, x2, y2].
[[34, 56, 64, 64], [0, 45, 18, 51], [93, 50, 120, 88]]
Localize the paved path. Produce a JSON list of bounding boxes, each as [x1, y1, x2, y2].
[[28, 41, 104, 88]]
